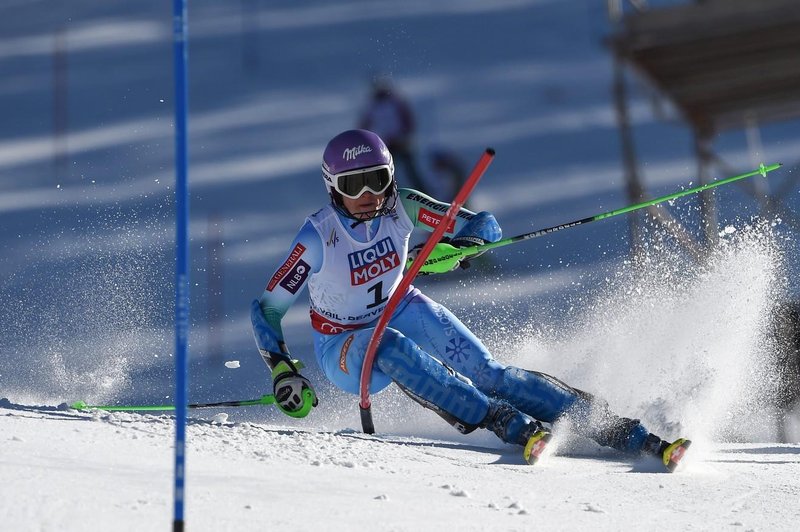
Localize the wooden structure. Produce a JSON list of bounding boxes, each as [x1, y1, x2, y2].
[[607, 0, 800, 254]]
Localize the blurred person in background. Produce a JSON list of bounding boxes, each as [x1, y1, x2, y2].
[[358, 76, 426, 193]]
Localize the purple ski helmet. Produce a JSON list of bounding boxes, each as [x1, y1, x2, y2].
[[321, 129, 397, 218]]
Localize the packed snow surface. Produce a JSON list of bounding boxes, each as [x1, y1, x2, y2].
[[2, 400, 799, 531]]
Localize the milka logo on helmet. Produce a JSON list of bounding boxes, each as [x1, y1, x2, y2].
[[348, 237, 399, 286], [342, 144, 372, 161]]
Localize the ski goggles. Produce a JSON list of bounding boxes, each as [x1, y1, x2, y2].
[[327, 164, 393, 199]]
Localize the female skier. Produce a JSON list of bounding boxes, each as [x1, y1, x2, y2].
[[251, 129, 690, 470]]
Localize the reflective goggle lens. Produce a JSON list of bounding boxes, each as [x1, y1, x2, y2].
[[335, 167, 392, 198]]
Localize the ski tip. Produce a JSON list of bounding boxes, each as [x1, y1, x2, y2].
[[663, 438, 692, 473], [523, 430, 553, 465], [70, 401, 88, 410], [485, 147, 496, 156]]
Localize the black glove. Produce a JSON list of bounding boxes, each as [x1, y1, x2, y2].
[[272, 360, 319, 412]]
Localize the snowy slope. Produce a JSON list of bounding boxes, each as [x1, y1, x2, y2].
[[1, 0, 800, 530], [2, 400, 799, 532]]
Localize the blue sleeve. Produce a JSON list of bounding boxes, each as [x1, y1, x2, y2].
[[252, 220, 322, 356]]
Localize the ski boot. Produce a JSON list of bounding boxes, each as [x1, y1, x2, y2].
[[644, 434, 692, 472]]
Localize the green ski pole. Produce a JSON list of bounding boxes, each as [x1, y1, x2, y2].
[[69, 391, 315, 419], [70, 394, 275, 412], [411, 163, 782, 274]]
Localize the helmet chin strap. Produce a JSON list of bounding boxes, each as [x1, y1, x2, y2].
[[349, 210, 380, 228], [330, 200, 375, 225]]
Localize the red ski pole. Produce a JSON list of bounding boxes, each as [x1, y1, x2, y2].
[[358, 148, 496, 433]]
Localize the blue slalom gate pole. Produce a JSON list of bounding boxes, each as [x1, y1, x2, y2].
[[172, 0, 190, 531]]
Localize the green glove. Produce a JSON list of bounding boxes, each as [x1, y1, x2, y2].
[[271, 359, 318, 418], [406, 241, 482, 275], [406, 242, 486, 275]]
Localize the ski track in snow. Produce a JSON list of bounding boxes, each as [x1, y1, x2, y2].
[[2, 401, 799, 532]]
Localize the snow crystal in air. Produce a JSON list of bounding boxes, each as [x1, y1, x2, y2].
[[510, 219, 787, 443]]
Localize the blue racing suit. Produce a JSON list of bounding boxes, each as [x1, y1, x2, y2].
[[253, 188, 650, 452]]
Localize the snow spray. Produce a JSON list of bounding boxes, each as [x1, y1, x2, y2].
[[511, 219, 789, 444], [0, 214, 172, 405]]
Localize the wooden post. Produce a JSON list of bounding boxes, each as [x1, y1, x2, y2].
[[694, 126, 718, 248], [612, 55, 645, 256]]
